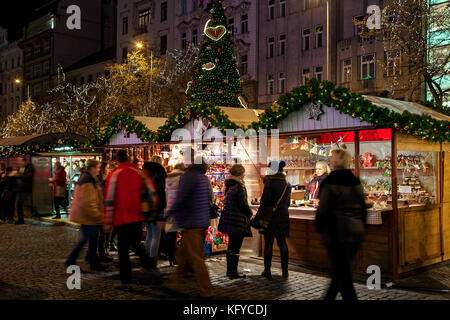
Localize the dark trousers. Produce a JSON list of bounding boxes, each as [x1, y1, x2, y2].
[[228, 235, 244, 255], [166, 232, 177, 263], [54, 197, 64, 217], [263, 235, 288, 272], [325, 242, 360, 301], [116, 222, 150, 284], [98, 231, 109, 258], [3, 200, 15, 220], [16, 192, 28, 223], [66, 225, 101, 266]]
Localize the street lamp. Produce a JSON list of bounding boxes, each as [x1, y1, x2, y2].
[[15, 78, 30, 100], [136, 41, 144, 49]]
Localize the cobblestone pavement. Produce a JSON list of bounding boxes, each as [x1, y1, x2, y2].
[[0, 219, 448, 300]]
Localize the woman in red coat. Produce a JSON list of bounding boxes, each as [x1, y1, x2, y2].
[[50, 161, 67, 219]]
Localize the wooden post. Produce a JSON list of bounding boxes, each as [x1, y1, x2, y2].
[[391, 129, 399, 276], [355, 130, 360, 178]]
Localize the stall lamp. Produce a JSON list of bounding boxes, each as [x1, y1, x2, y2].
[[53, 146, 74, 151]]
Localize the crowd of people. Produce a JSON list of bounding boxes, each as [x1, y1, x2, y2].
[[1, 148, 367, 300]]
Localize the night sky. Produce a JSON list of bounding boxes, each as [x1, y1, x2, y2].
[[0, 0, 57, 42]]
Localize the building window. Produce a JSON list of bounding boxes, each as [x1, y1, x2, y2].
[[302, 68, 310, 84], [138, 8, 151, 28], [181, 33, 187, 49], [280, 0, 286, 17], [302, 29, 310, 50], [17, 56, 21, 67], [342, 59, 352, 83], [182, 0, 187, 14], [122, 17, 128, 34], [161, 2, 168, 21], [122, 47, 128, 63], [43, 40, 50, 54], [386, 50, 401, 77], [315, 66, 323, 81], [268, 0, 275, 20], [279, 34, 286, 55], [160, 35, 167, 55], [34, 64, 41, 78], [43, 61, 50, 74], [80, 76, 85, 84], [267, 37, 274, 57], [228, 18, 235, 35], [34, 45, 41, 57], [33, 83, 41, 96], [361, 54, 376, 79], [240, 55, 248, 75], [241, 14, 248, 34], [43, 79, 50, 91], [11, 58, 14, 69], [278, 73, 286, 93], [192, 29, 198, 46], [193, 0, 198, 11], [25, 67, 32, 80], [353, 16, 364, 37], [315, 26, 323, 48], [267, 74, 274, 95], [88, 74, 93, 83], [25, 49, 32, 61]]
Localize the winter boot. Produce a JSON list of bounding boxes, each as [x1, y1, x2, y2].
[[261, 246, 272, 278], [281, 253, 289, 278], [228, 253, 246, 279], [226, 251, 232, 277]]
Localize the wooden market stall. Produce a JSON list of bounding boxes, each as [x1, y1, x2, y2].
[[255, 85, 450, 279], [0, 133, 94, 216]]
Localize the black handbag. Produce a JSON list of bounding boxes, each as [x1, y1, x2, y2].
[[251, 183, 288, 231]]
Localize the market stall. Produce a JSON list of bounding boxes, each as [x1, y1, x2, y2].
[[251, 80, 450, 278], [0, 133, 93, 216]]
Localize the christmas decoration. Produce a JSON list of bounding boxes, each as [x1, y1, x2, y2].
[[307, 102, 324, 120], [186, 0, 246, 108]]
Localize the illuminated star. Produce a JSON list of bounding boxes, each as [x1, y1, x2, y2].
[[307, 102, 324, 120]]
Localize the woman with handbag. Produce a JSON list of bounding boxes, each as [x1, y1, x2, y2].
[[259, 160, 291, 278], [218, 164, 253, 279], [50, 161, 67, 219]]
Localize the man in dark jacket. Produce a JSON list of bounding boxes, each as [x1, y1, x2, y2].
[[143, 158, 167, 269], [260, 160, 291, 278], [166, 152, 214, 298], [14, 157, 35, 224], [315, 149, 367, 300]]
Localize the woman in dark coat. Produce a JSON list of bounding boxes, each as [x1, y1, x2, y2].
[[315, 149, 367, 300], [218, 164, 253, 279], [260, 160, 291, 278]]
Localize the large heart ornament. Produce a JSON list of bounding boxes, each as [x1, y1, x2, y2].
[[205, 24, 226, 41], [202, 62, 216, 71]]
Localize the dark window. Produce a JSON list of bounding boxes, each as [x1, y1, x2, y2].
[[122, 47, 128, 63], [241, 14, 248, 33], [161, 2, 167, 21], [138, 9, 151, 28], [268, 37, 274, 57], [43, 40, 50, 54], [160, 35, 167, 55], [181, 33, 187, 49], [43, 61, 50, 74], [303, 29, 310, 50], [240, 55, 248, 75], [315, 26, 323, 48], [34, 45, 41, 57], [192, 29, 198, 45], [88, 74, 93, 83], [279, 34, 286, 55], [268, 0, 275, 20], [182, 0, 187, 14], [228, 18, 235, 35], [280, 0, 286, 17], [80, 76, 85, 84], [122, 17, 128, 35]]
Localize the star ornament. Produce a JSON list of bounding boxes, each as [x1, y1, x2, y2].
[[307, 102, 324, 120]]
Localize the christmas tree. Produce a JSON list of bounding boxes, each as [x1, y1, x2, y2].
[[186, 0, 247, 108]]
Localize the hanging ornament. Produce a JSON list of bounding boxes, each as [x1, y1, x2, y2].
[[224, 79, 229, 83], [307, 102, 324, 120], [204, 20, 226, 41], [218, 90, 223, 94], [330, 91, 338, 100], [185, 81, 193, 94], [215, 58, 219, 63], [307, 86, 314, 99], [202, 62, 216, 70]]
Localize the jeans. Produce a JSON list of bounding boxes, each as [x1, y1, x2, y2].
[[145, 221, 162, 257], [116, 222, 151, 284], [3, 200, 15, 220], [16, 192, 28, 223], [325, 242, 360, 300], [66, 225, 101, 266]]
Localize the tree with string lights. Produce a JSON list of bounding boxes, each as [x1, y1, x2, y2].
[[355, 0, 450, 106], [186, 0, 247, 108]]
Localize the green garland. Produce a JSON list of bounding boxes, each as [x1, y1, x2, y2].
[[155, 102, 240, 142], [0, 138, 85, 158], [251, 78, 450, 143], [87, 113, 157, 147]]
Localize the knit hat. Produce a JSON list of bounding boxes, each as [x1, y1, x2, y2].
[[230, 164, 245, 177]]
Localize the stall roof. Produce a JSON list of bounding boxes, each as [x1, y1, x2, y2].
[[362, 96, 450, 122], [134, 116, 168, 131], [219, 107, 264, 127], [0, 133, 88, 147]]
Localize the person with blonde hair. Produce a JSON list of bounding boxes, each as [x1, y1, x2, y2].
[[315, 149, 367, 300], [304, 161, 329, 201]]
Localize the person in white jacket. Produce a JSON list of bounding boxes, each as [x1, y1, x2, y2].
[[164, 163, 185, 266]]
